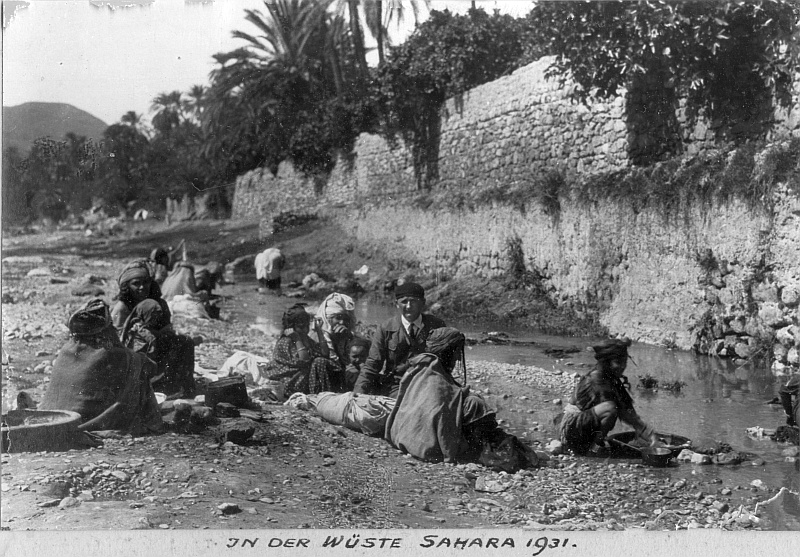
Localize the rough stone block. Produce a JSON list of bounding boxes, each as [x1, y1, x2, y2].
[[734, 342, 751, 359], [758, 303, 787, 328], [752, 282, 779, 303], [728, 317, 746, 334], [781, 282, 800, 307], [776, 326, 795, 347]]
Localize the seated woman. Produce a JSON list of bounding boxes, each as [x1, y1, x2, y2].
[[314, 292, 357, 381], [385, 327, 521, 466], [560, 337, 661, 455], [40, 298, 163, 434], [266, 304, 346, 395], [111, 259, 197, 397]]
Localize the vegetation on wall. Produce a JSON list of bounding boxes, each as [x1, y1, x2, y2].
[[528, 0, 800, 163], [376, 8, 530, 189]]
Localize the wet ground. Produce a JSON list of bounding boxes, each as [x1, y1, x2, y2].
[[1, 220, 799, 531]]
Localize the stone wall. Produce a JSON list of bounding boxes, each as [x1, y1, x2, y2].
[[230, 58, 800, 370], [333, 177, 800, 371]]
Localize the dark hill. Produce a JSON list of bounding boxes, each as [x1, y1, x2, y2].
[[2, 102, 108, 154]]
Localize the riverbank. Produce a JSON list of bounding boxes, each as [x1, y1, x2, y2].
[[0, 219, 791, 530]]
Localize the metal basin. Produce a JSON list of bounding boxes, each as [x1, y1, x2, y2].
[[1, 409, 84, 453]]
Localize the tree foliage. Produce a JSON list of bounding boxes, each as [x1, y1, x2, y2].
[[529, 0, 800, 145], [201, 0, 373, 178], [376, 8, 530, 188]]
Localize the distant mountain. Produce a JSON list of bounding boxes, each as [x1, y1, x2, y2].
[[2, 102, 108, 154]]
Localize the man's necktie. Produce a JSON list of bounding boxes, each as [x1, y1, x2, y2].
[[409, 323, 418, 340]]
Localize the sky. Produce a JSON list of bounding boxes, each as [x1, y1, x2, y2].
[[1, 0, 535, 126]]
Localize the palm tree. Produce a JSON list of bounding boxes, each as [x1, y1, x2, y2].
[[185, 85, 206, 122], [151, 91, 184, 134], [120, 110, 143, 130], [203, 0, 357, 177], [364, 0, 428, 65]]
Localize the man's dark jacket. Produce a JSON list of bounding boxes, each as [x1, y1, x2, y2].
[[353, 314, 446, 397]]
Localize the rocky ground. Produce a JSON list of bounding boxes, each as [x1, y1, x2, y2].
[[0, 218, 788, 530]]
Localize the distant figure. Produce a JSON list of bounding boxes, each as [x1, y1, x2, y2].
[[150, 241, 184, 286], [255, 245, 285, 291], [353, 282, 446, 398], [150, 247, 170, 286], [161, 261, 205, 301]]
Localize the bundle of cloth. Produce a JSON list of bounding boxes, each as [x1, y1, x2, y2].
[[312, 391, 396, 436], [40, 298, 164, 435]]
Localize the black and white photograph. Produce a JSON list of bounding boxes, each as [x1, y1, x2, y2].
[[2, 1, 799, 555]]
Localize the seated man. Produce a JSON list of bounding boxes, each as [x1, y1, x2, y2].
[[353, 282, 445, 398], [40, 298, 163, 434], [779, 373, 800, 430], [560, 337, 661, 455]]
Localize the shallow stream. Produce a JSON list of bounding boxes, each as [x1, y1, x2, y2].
[[219, 279, 800, 528]]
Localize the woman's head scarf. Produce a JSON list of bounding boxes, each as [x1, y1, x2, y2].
[[425, 327, 467, 384], [118, 259, 153, 287], [315, 292, 356, 334], [282, 303, 311, 331], [68, 297, 112, 337]]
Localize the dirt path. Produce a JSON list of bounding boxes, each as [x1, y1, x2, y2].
[[0, 219, 781, 531]]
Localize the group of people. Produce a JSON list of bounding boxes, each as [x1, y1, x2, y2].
[[40, 256, 203, 434], [39, 248, 800, 459]]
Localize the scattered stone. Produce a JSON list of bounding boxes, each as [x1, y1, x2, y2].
[[37, 499, 61, 508], [58, 497, 82, 509], [217, 502, 241, 515], [475, 477, 509, 493]]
